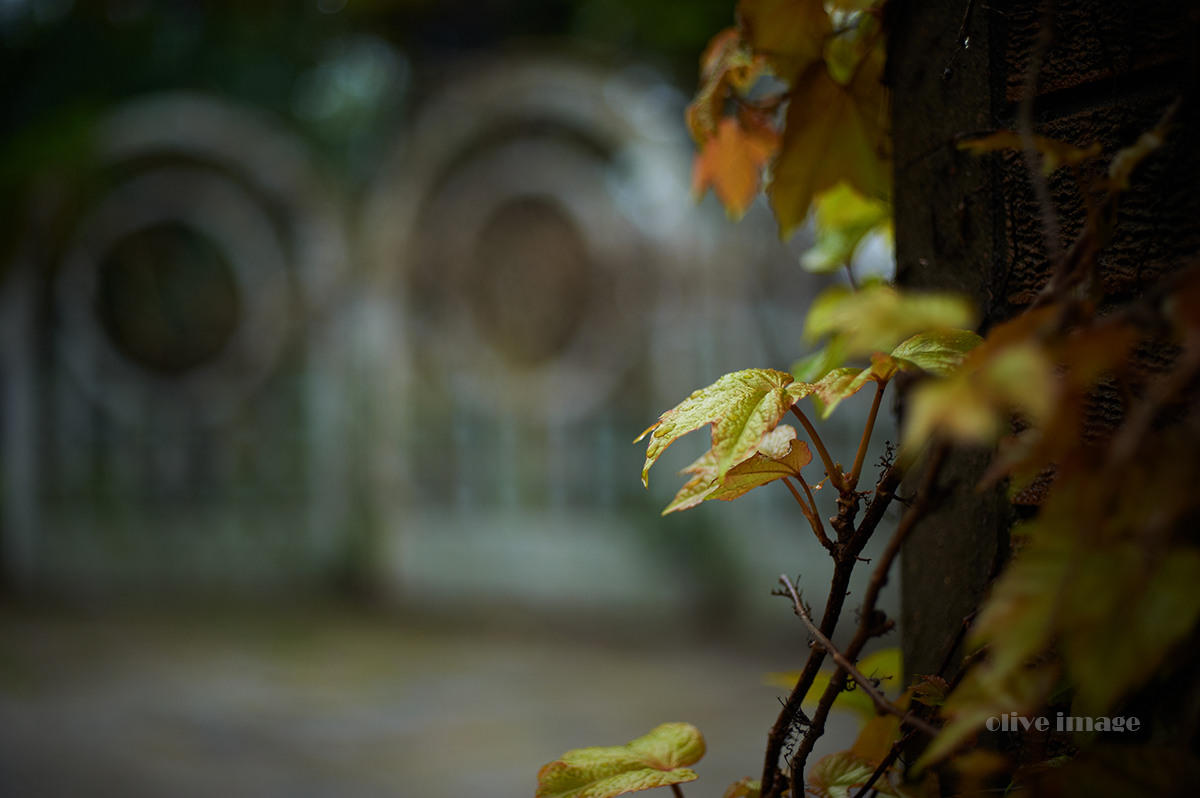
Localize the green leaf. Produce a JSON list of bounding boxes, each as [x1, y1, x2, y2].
[[801, 182, 891, 273], [636, 369, 813, 486], [889, 329, 983, 375], [807, 750, 897, 798], [804, 283, 977, 358], [535, 722, 706, 798]]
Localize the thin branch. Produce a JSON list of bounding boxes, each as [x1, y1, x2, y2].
[[761, 558, 856, 798], [785, 477, 834, 552], [670, 785, 686, 798], [780, 575, 940, 738], [784, 449, 947, 796], [849, 382, 886, 489], [859, 444, 949, 621], [792, 405, 844, 492], [850, 729, 920, 798]]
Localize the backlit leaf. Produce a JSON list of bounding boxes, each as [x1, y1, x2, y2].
[[958, 131, 1102, 174], [769, 49, 889, 236], [636, 369, 813, 487], [804, 283, 977, 358], [692, 112, 781, 219], [737, 0, 830, 85], [801, 181, 891, 273], [807, 750, 898, 798], [535, 722, 705, 798]]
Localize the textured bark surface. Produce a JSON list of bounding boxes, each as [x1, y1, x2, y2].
[[891, 0, 1200, 680]]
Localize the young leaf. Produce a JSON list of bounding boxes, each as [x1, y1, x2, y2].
[[692, 111, 781, 219], [661, 425, 803, 514], [769, 50, 889, 236], [807, 750, 898, 797], [910, 675, 950, 708], [801, 182, 891, 273], [957, 131, 1102, 174], [662, 448, 722, 515], [707, 438, 812, 502], [804, 283, 977, 358], [535, 722, 706, 798], [636, 369, 813, 486]]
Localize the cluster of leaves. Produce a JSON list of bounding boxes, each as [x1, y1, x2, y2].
[[688, 0, 890, 280], [535, 2, 1200, 797]]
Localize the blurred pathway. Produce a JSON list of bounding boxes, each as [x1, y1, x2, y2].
[[0, 607, 860, 798]]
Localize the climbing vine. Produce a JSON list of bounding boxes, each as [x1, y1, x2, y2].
[[536, 1, 1200, 796]]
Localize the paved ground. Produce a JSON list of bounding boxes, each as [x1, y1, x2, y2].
[[0, 605, 861, 798]]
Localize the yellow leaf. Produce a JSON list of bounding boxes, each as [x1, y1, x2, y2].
[[736, 0, 830, 85], [535, 722, 705, 798], [852, 714, 901, 765], [769, 52, 889, 236]]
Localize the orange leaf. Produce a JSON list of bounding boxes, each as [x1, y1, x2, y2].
[[693, 114, 780, 219]]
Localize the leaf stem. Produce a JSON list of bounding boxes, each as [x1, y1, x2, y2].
[[784, 477, 833, 552], [848, 382, 886, 490], [670, 785, 686, 798], [791, 406, 843, 492]]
